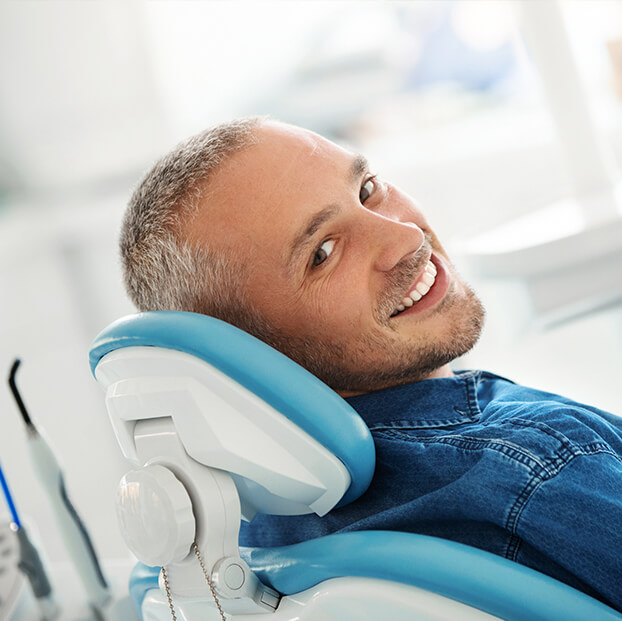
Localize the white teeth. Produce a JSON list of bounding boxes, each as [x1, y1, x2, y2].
[[422, 271, 435, 287], [415, 281, 430, 296], [391, 259, 438, 317]]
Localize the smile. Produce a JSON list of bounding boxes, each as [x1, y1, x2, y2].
[[390, 255, 450, 318], [390, 260, 436, 316]]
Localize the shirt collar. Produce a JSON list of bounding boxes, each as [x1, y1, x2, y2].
[[345, 370, 483, 430]]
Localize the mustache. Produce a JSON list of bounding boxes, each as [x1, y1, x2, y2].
[[376, 236, 433, 323]]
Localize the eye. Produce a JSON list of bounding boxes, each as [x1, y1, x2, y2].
[[312, 239, 335, 267], [359, 176, 376, 204]]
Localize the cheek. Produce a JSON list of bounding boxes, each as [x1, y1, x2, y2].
[[299, 276, 340, 323], [312, 271, 372, 330]]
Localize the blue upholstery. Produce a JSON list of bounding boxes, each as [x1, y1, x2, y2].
[[130, 532, 622, 620], [89, 311, 375, 507], [129, 562, 160, 616], [246, 532, 622, 620]]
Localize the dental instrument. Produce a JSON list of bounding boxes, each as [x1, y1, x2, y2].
[[8, 359, 111, 614], [0, 461, 57, 620], [0, 520, 24, 620]]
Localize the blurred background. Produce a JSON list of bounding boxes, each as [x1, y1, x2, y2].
[[0, 0, 621, 616]]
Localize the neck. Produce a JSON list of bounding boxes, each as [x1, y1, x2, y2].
[[423, 363, 454, 380], [337, 364, 454, 398]]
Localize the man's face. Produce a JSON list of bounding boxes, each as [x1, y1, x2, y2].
[[187, 122, 484, 394]]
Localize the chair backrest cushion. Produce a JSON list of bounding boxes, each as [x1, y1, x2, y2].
[[90, 311, 375, 507]]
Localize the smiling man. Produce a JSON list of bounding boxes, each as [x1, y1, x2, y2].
[[121, 117, 622, 612], [176, 120, 484, 395]]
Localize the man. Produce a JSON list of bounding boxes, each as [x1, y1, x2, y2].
[[121, 117, 622, 611]]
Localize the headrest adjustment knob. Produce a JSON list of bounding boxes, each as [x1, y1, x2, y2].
[[116, 464, 196, 567]]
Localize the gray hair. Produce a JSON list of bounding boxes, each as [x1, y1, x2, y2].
[[120, 117, 262, 322]]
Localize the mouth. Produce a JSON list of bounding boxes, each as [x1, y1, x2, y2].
[[390, 254, 449, 318]]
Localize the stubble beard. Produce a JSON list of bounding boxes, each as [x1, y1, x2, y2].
[[282, 280, 484, 393], [248, 253, 485, 394]]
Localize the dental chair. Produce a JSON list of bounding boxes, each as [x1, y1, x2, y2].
[[89, 311, 622, 621]]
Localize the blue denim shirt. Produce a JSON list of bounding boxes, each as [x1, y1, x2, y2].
[[239, 370, 622, 611]]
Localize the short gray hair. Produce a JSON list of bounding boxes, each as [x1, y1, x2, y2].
[[120, 117, 261, 321]]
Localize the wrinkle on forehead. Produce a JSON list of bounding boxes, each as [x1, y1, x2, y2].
[[211, 121, 346, 201], [197, 122, 320, 208], [254, 122, 325, 194]]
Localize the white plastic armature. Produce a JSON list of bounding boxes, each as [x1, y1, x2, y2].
[[96, 346, 351, 518], [116, 464, 196, 567], [132, 417, 280, 615]]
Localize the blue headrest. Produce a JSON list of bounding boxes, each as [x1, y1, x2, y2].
[[89, 311, 375, 506]]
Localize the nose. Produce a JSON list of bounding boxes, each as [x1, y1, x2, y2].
[[365, 212, 425, 272]]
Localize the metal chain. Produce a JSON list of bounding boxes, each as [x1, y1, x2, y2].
[[193, 543, 227, 621], [163, 543, 227, 621], [161, 566, 177, 621]]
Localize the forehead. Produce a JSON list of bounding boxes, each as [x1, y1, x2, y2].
[[242, 121, 351, 191], [189, 122, 355, 260]]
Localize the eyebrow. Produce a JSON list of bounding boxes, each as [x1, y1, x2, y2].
[[286, 154, 369, 272]]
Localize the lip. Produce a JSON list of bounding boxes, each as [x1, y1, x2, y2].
[[391, 254, 450, 318]]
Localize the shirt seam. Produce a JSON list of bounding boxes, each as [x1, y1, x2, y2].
[[368, 412, 476, 431], [504, 443, 622, 561], [375, 430, 552, 473]]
